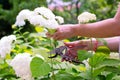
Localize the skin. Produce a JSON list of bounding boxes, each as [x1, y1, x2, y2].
[[65, 37, 119, 52], [47, 4, 120, 40], [47, 3, 120, 52]]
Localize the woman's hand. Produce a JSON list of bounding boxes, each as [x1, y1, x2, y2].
[[64, 40, 91, 51], [46, 24, 78, 40], [61, 40, 92, 62]]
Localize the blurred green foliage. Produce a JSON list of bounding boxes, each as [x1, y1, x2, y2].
[[0, 0, 120, 37], [80, 0, 120, 20], [52, 0, 120, 41], [0, 0, 120, 79], [53, 0, 120, 24], [0, 0, 47, 37]]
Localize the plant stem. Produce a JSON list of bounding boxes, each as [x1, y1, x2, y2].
[[50, 38, 56, 80], [91, 67, 95, 80], [90, 38, 95, 80], [50, 58, 55, 80]]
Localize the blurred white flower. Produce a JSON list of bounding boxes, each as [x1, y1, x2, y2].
[[44, 19, 59, 29], [34, 7, 55, 20], [15, 20, 25, 27], [10, 53, 33, 80], [28, 14, 46, 26], [15, 7, 64, 32], [55, 16, 64, 24], [15, 9, 32, 27], [0, 35, 16, 58], [78, 12, 96, 24], [110, 53, 119, 59]]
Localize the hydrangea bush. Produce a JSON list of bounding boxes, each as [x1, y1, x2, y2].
[[0, 6, 120, 80], [0, 35, 16, 58]]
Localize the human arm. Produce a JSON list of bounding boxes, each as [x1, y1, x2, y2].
[[65, 37, 119, 52], [51, 4, 120, 40], [61, 37, 119, 62]]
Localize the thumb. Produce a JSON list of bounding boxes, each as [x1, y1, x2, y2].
[[64, 42, 75, 47]]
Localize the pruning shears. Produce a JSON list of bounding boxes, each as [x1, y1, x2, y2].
[[48, 46, 84, 65], [48, 46, 67, 58]]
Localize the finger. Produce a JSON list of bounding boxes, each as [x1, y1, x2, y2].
[[64, 42, 75, 47], [53, 32, 66, 40], [46, 33, 53, 38], [54, 36, 62, 40], [52, 32, 61, 40], [52, 34, 58, 40]]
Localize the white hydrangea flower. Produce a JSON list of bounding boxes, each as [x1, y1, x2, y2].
[[15, 9, 33, 27], [29, 15, 58, 29], [0, 35, 16, 58], [34, 7, 55, 20], [78, 12, 96, 24], [15, 20, 26, 27], [15, 7, 64, 31], [44, 19, 59, 29], [55, 16, 64, 24], [28, 14, 46, 26], [110, 53, 119, 59], [10, 53, 33, 80]]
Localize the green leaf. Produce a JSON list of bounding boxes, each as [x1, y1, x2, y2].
[[23, 31, 29, 36], [95, 75, 106, 80], [92, 58, 120, 77], [99, 58, 120, 67], [30, 57, 51, 77], [77, 50, 93, 61], [106, 73, 116, 80], [55, 72, 74, 80], [73, 76, 84, 80], [104, 66, 120, 73], [112, 75, 120, 80], [78, 69, 92, 80], [96, 46, 110, 56], [89, 53, 106, 68], [93, 67, 105, 77], [0, 65, 15, 78]]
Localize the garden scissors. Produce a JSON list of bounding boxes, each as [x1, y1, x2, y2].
[[48, 46, 84, 65]]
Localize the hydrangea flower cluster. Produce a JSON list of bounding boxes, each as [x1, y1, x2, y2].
[[0, 35, 16, 58], [11, 7, 64, 80], [15, 7, 64, 30], [10, 53, 33, 80], [77, 12, 96, 24]]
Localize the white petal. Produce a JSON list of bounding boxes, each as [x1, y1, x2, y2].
[[34, 7, 55, 19]]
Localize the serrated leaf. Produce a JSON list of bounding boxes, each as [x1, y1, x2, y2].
[[89, 53, 106, 68], [78, 69, 92, 80], [104, 66, 120, 74], [99, 58, 120, 67], [77, 50, 93, 61], [112, 75, 120, 80], [106, 72, 116, 80], [55, 72, 74, 80], [93, 67, 105, 77], [30, 57, 51, 77]]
